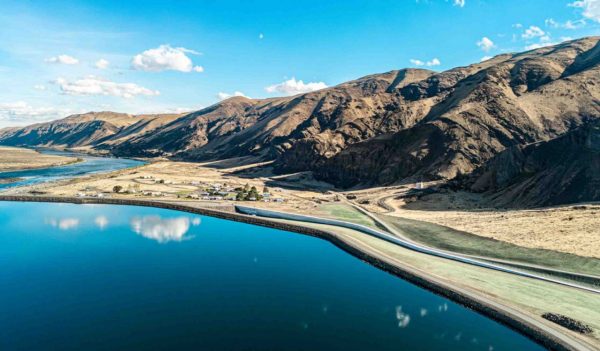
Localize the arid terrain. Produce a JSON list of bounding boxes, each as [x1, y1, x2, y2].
[[0, 146, 79, 172], [2, 37, 600, 206]]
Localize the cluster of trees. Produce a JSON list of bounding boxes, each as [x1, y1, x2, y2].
[[235, 184, 268, 201], [113, 184, 141, 194]]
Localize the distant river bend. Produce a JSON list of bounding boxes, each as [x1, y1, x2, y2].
[[0, 149, 144, 190]]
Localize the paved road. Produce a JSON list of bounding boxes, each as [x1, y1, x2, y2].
[[237, 205, 600, 295]]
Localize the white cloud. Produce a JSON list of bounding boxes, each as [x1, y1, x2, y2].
[[545, 17, 586, 29], [521, 25, 545, 39], [44, 54, 79, 65], [95, 58, 110, 69], [564, 19, 587, 28], [217, 91, 249, 100], [524, 35, 572, 50], [52, 76, 160, 98], [480, 56, 493, 62], [512, 23, 523, 28], [427, 58, 441, 66], [0, 101, 70, 127], [477, 37, 495, 52], [545, 18, 559, 28], [265, 78, 328, 96], [453, 0, 465, 7], [131, 44, 203, 73], [569, 0, 600, 22], [130, 216, 193, 243], [33, 84, 46, 91], [410, 58, 440, 67]]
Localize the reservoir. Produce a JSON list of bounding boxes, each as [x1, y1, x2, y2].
[[0, 201, 545, 350], [0, 150, 144, 190]]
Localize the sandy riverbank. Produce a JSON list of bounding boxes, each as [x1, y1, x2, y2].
[[0, 195, 597, 351], [0, 146, 81, 172]]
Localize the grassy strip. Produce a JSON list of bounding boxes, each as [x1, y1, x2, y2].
[[314, 203, 380, 229], [381, 215, 600, 277]]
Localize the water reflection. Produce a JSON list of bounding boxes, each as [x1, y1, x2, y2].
[[395, 306, 411, 328], [130, 216, 200, 243], [95, 216, 109, 230], [46, 218, 80, 230]]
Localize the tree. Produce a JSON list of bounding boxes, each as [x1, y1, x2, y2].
[[113, 185, 123, 193], [236, 191, 246, 201]]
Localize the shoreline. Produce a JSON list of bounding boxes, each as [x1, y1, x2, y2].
[[0, 146, 85, 173], [0, 157, 84, 173], [0, 195, 595, 351]]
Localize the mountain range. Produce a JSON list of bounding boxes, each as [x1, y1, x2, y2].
[[1, 36, 599, 207]]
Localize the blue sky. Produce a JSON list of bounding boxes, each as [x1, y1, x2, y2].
[[0, 0, 599, 127]]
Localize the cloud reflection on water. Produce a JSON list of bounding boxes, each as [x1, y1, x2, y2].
[[130, 216, 200, 243], [46, 218, 80, 230], [395, 306, 411, 328], [95, 215, 109, 230]]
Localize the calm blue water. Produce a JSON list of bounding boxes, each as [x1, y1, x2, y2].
[[0, 149, 144, 190], [0, 202, 545, 351]]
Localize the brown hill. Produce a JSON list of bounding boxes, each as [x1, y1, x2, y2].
[[314, 37, 600, 187], [461, 120, 600, 207], [1, 37, 599, 199], [0, 111, 183, 149]]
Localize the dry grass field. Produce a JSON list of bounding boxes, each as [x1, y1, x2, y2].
[[0, 146, 79, 172]]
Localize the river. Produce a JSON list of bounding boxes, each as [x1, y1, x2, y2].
[[0, 149, 144, 190]]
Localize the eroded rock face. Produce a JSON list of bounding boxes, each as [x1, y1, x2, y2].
[[312, 37, 600, 187], [461, 121, 600, 207]]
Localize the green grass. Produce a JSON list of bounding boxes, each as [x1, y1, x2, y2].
[[314, 203, 380, 229], [380, 215, 600, 277]]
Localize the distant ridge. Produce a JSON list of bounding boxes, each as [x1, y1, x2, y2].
[[2, 36, 600, 206]]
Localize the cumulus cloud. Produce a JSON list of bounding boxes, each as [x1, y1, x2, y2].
[[131, 44, 204, 73], [524, 35, 572, 50], [410, 58, 441, 67], [52, 76, 159, 98], [265, 78, 327, 96], [0, 101, 70, 127], [44, 54, 79, 65], [521, 25, 545, 39], [512, 23, 523, 28], [569, 0, 600, 22], [453, 0, 465, 7], [217, 91, 249, 100], [480, 56, 493, 62], [477, 37, 495, 52], [33, 84, 46, 91], [95, 58, 110, 69], [130, 216, 193, 243]]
